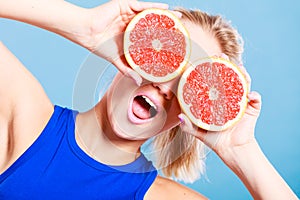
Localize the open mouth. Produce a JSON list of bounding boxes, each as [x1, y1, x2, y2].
[[132, 95, 158, 120]]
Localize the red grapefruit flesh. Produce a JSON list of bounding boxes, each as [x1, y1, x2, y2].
[[124, 9, 190, 83], [178, 57, 248, 131]]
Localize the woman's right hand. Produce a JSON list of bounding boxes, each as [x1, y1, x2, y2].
[[82, 0, 170, 85], [0, 0, 169, 85]]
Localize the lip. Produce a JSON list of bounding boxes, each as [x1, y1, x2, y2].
[[128, 92, 161, 125]]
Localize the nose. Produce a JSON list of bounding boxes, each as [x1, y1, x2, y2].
[[152, 78, 179, 100]]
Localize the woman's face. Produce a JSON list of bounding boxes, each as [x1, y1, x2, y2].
[[106, 20, 222, 140]]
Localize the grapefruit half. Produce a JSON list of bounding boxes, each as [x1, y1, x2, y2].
[[124, 9, 191, 83], [178, 57, 248, 131]]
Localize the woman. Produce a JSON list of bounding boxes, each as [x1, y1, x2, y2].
[[0, 0, 297, 199]]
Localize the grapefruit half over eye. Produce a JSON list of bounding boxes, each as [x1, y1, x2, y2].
[[124, 8, 191, 83], [177, 57, 248, 131]]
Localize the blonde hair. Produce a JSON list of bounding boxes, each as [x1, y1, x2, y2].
[[150, 8, 244, 183]]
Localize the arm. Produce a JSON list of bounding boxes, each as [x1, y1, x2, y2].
[[0, 0, 83, 171], [0, 0, 87, 172], [220, 140, 298, 200], [144, 176, 207, 200], [0, 0, 90, 46], [0, 0, 170, 85], [0, 42, 53, 173], [205, 92, 297, 199], [0, 0, 170, 172]]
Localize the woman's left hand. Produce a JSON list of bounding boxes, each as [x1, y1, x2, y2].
[[178, 63, 262, 160]]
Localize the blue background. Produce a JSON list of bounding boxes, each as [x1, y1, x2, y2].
[[1, 0, 299, 199]]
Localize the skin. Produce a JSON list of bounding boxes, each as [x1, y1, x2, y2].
[[0, 0, 298, 199], [74, 19, 223, 164]]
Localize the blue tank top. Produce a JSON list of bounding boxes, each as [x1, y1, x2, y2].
[[0, 105, 157, 200]]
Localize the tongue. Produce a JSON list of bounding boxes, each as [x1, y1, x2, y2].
[[132, 98, 151, 119]]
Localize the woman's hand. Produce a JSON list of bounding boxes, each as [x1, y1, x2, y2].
[[82, 0, 170, 85], [178, 61, 262, 160], [0, 0, 170, 85], [180, 91, 261, 155], [178, 61, 299, 199]]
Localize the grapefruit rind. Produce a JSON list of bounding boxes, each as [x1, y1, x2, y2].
[[177, 57, 248, 131], [124, 8, 191, 83]]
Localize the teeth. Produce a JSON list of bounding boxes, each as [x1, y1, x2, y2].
[[142, 95, 157, 110]]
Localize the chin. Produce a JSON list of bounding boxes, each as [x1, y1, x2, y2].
[[108, 105, 168, 141]]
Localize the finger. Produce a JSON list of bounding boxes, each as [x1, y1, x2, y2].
[[170, 10, 182, 18], [247, 91, 262, 110], [219, 53, 230, 60], [178, 113, 194, 132], [129, 1, 169, 12], [113, 58, 142, 86], [178, 113, 210, 143], [178, 113, 207, 134], [238, 64, 252, 92], [126, 69, 143, 86], [213, 53, 230, 61]]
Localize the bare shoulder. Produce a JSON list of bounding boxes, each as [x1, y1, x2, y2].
[[0, 42, 53, 173], [144, 175, 208, 200]]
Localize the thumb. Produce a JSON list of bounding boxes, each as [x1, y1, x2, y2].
[[178, 113, 194, 133], [113, 57, 143, 86], [246, 91, 262, 116], [125, 68, 143, 86], [178, 113, 208, 140], [178, 113, 203, 138]]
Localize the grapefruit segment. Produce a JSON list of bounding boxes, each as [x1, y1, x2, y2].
[[178, 57, 248, 131], [124, 9, 190, 82]]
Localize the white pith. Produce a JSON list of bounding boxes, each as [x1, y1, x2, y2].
[[208, 87, 219, 100], [152, 39, 163, 51]]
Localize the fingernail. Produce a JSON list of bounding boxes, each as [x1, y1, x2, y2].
[[238, 63, 245, 69], [220, 53, 229, 60], [174, 11, 182, 18], [178, 114, 185, 124]]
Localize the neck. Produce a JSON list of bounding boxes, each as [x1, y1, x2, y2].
[[75, 96, 145, 166]]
